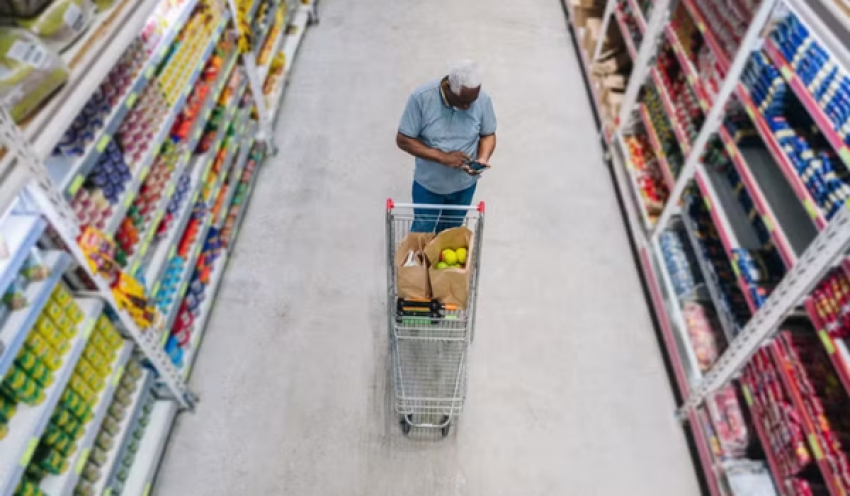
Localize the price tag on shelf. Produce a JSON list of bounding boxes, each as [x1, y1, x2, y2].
[[703, 197, 712, 211], [143, 482, 152, 496], [125, 92, 138, 109], [742, 385, 753, 406], [146, 67, 154, 79], [809, 434, 824, 460], [69, 174, 85, 196], [744, 104, 755, 120], [75, 448, 90, 474], [839, 147, 850, 166], [819, 330, 835, 355], [84, 320, 96, 339], [124, 193, 134, 209], [804, 199, 819, 220], [96, 136, 110, 153], [19, 438, 37, 466], [780, 65, 793, 80], [131, 259, 140, 274], [169, 246, 176, 259], [762, 215, 775, 233], [153, 282, 160, 296], [112, 365, 124, 387]]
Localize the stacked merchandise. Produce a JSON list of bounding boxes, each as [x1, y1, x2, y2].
[[566, 0, 850, 492]]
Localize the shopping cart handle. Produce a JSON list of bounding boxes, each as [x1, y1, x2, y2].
[[387, 199, 485, 212]]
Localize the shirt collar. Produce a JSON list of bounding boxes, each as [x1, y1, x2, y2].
[[439, 78, 451, 108]]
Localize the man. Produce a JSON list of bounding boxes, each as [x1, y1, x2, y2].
[[396, 60, 497, 232]]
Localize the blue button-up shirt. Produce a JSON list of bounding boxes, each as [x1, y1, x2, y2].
[[398, 79, 497, 195]]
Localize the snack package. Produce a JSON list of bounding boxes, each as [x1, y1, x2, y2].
[[16, 0, 95, 52], [0, 28, 68, 123]]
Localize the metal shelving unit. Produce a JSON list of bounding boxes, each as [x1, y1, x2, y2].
[[0, 0, 317, 494], [564, 0, 850, 493]]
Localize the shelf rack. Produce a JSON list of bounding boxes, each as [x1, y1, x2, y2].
[[564, 0, 850, 493], [0, 0, 318, 495]]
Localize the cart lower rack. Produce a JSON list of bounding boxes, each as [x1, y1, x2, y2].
[[385, 199, 485, 436]]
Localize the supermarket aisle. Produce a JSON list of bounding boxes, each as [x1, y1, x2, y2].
[[156, 0, 701, 495]]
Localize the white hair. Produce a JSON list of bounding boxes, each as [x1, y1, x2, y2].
[[448, 60, 482, 93]]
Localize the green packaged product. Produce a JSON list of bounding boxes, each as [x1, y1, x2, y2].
[[121, 452, 134, 467], [107, 402, 125, 420], [127, 438, 139, 454], [81, 463, 99, 482], [2, 366, 40, 404], [39, 449, 66, 475], [94, 431, 113, 451], [15, 478, 40, 496], [0, 393, 17, 421], [15, 0, 94, 52], [89, 446, 107, 466]]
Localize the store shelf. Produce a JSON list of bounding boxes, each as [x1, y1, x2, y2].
[[717, 128, 812, 268], [739, 380, 785, 496], [125, 50, 239, 274], [0, 251, 71, 380], [763, 39, 850, 170], [283, 7, 311, 78], [216, 133, 255, 228], [157, 136, 243, 341], [627, 0, 647, 34], [93, 370, 154, 496], [804, 297, 850, 405], [681, 0, 730, 73], [0, 298, 103, 496], [46, 0, 205, 198], [614, 7, 638, 59], [102, 12, 231, 237], [664, 25, 713, 111], [770, 341, 846, 494], [688, 409, 724, 496], [734, 85, 829, 230], [21, 0, 161, 160], [616, 134, 657, 231], [258, 3, 288, 84], [679, 215, 740, 342], [0, 215, 46, 294], [228, 141, 263, 246], [38, 340, 134, 496], [638, 247, 692, 395], [694, 167, 760, 313], [121, 400, 179, 496], [638, 105, 677, 190], [181, 253, 228, 379], [651, 67, 692, 155]]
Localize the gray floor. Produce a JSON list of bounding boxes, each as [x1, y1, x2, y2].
[[155, 0, 702, 494]]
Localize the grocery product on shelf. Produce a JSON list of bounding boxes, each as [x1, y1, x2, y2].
[[0, 29, 69, 123], [16, 0, 96, 52], [624, 134, 667, 219], [0, 0, 314, 493]]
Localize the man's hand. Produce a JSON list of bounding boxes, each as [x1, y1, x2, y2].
[[440, 151, 471, 169]]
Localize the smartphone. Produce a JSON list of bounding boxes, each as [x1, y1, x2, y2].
[[466, 161, 490, 174]]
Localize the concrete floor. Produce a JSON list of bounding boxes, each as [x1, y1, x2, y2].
[[155, 0, 702, 494]]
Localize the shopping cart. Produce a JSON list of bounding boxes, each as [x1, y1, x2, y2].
[[385, 199, 485, 436]]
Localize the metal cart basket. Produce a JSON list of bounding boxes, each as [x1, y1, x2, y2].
[[385, 199, 485, 436]]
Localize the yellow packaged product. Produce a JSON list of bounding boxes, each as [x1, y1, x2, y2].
[[51, 284, 71, 306]]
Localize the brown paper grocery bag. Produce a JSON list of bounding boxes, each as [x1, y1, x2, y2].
[[395, 232, 435, 300], [423, 227, 473, 308]]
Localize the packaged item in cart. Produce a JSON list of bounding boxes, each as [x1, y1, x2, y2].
[[395, 232, 435, 300], [16, 0, 95, 52], [423, 227, 473, 308], [0, 28, 68, 123]]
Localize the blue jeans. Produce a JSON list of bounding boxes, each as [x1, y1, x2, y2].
[[411, 181, 477, 233]]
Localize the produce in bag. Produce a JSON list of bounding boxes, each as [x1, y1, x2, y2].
[[0, 28, 69, 123], [423, 227, 474, 308], [16, 0, 95, 52], [0, 0, 54, 18]]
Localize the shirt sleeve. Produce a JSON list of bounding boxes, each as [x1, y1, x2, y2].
[[398, 94, 422, 138], [480, 96, 497, 136]]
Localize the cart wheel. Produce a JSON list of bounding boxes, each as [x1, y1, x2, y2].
[[441, 424, 450, 437], [400, 417, 411, 435]]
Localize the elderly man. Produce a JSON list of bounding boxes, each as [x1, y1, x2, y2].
[[396, 60, 497, 232]]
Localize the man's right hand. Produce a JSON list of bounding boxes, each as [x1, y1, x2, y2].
[[440, 151, 471, 169]]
